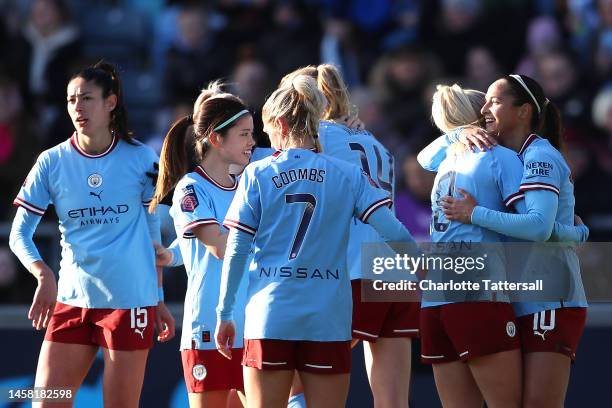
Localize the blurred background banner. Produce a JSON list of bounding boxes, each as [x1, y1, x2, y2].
[[1, 0, 611, 406]]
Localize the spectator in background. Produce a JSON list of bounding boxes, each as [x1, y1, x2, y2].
[[566, 0, 612, 82], [591, 86, 612, 175], [0, 73, 39, 218], [369, 45, 439, 137], [10, 0, 81, 148], [589, 86, 612, 241], [258, 0, 321, 82], [230, 59, 272, 146], [563, 136, 612, 239], [381, 0, 421, 52], [593, 85, 612, 149], [515, 16, 563, 77], [536, 50, 593, 142], [351, 86, 404, 156], [594, 30, 612, 80], [163, 5, 232, 106], [564, 0, 599, 68], [593, 0, 612, 82], [320, 17, 361, 88], [0, 1, 22, 52], [423, 0, 485, 77], [464, 46, 502, 91]]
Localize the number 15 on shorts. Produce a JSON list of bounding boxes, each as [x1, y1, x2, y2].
[[131, 307, 148, 332]]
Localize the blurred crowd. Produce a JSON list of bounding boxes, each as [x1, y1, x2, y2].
[[1, 0, 611, 302]]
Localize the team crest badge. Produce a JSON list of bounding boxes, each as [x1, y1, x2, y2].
[[87, 173, 103, 188], [506, 321, 516, 338], [181, 185, 199, 212], [192, 364, 207, 381]]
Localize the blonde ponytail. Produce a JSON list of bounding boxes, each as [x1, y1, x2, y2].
[[315, 64, 350, 120], [263, 75, 327, 150], [280, 64, 350, 121]]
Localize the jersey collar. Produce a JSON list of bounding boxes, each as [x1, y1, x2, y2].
[[274, 148, 319, 155], [70, 132, 118, 158], [195, 165, 238, 191], [518, 133, 539, 156]]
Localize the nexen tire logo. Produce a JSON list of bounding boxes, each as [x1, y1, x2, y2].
[[68, 205, 129, 218]]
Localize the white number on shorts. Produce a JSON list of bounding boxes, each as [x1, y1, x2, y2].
[[533, 309, 556, 331], [130, 307, 148, 329]]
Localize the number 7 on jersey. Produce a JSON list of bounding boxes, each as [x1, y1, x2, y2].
[[285, 193, 317, 260]]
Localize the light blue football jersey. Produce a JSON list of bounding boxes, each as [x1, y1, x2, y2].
[[423, 144, 524, 307], [512, 135, 588, 316], [223, 149, 392, 341], [13, 133, 159, 308], [319, 121, 394, 280], [170, 166, 248, 350], [251, 147, 276, 162]]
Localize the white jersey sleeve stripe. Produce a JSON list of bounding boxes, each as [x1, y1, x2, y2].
[[182, 218, 219, 238], [519, 182, 560, 195], [504, 191, 525, 207], [360, 197, 392, 223], [13, 198, 45, 216], [223, 219, 256, 236]]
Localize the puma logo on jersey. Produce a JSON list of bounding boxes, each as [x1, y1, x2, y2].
[[534, 330, 548, 340], [134, 328, 145, 339], [89, 191, 103, 201]]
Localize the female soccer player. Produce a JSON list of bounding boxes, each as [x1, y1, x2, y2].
[[9, 61, 174, 408], [418, 83, 525, 407], [420, 76, 588, 408], [281, 64, 416, 408], [214, 75, 419, 408], [150, 82, 254, 408], [438, 75, 588, 408]]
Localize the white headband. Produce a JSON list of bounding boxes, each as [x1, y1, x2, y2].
[[509, 74, 541, 114]]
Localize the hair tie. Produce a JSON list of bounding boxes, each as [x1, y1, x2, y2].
[[186, 114, 193, 123], [508, 74, 541, 114]]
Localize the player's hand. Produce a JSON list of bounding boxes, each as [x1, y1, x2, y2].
[[215, 320, 236, 360], [459, 127, 496, 151], [155, 302, 175, 342], [440, 189, 477, 224], [340, 115, 365, 131], [28, 261, 57, 330], [154, 242, 173, 267]]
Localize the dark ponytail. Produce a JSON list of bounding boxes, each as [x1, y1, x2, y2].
[[540, 101, 563, 151], [505, 74, 563, 151], [149, 115, 193, 212], [149, 81, 251, 213], [70, 61, 134, 143]]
